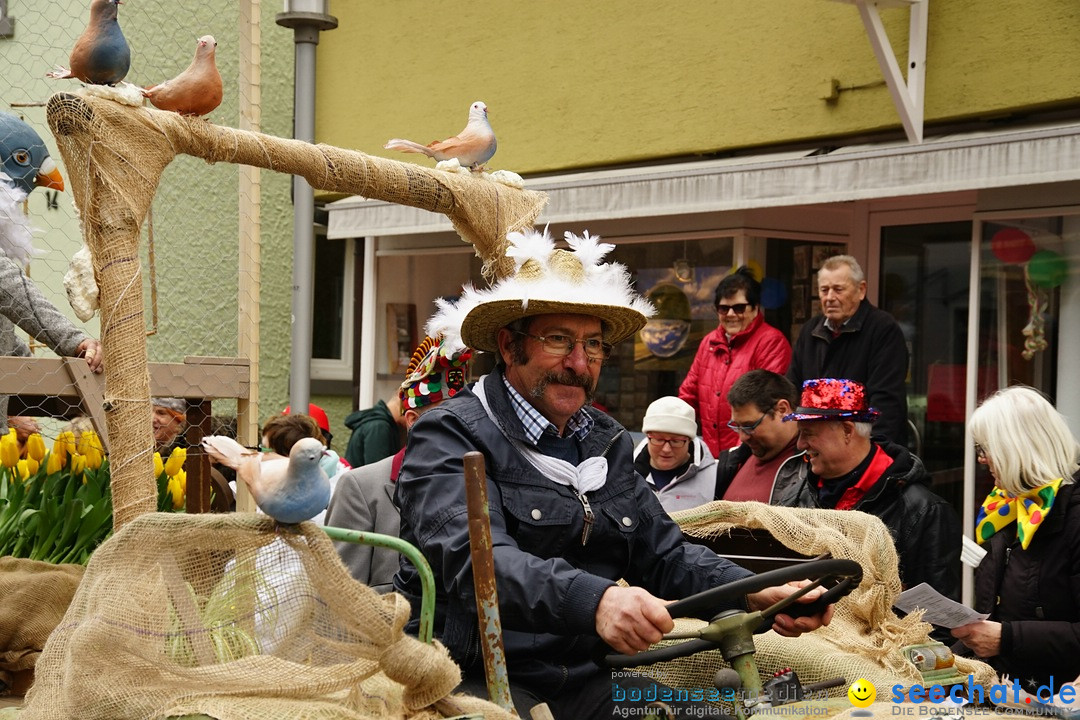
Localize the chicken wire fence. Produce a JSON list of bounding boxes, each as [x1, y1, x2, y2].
[[0, 0, 267, 480]]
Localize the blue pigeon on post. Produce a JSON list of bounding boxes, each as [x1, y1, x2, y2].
[[0, 113, 64, 195], [47, 0, 130, 86], [201, 435, 331, 525], [0, 113, 64, 267]]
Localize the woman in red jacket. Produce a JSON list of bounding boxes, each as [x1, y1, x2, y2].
[[678, 267, 791, 456]]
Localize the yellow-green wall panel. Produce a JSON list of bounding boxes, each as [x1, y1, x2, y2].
[[316, 0, 1080, 175]]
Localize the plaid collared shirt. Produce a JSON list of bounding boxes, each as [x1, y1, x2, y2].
[[501, 373, 593, 446]]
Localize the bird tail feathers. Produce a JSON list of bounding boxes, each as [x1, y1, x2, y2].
[[200, 434, 251, 470], [384, 138, 435, 157]]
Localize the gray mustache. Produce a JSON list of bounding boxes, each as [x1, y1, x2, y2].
[[531, 370, 596, 400]]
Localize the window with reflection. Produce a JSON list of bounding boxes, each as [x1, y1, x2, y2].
[[881, 221, 973, 511]]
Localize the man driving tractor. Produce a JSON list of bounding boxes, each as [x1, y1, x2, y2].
[[393, 229, 834, 718]]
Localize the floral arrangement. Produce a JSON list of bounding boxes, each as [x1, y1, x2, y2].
[[0, 429, 186, 563]]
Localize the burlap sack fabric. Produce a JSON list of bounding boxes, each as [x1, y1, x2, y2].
[[20, 513, 512, 720], [0, 558, 83, 692], [647, 502, 996, 703]]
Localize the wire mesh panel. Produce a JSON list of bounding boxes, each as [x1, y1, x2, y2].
[[0, 1, 275, 518]]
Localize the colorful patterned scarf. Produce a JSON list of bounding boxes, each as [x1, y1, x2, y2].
[[975, 477, 1062, 550]]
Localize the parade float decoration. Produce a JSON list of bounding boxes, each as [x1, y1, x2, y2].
[[0, 88, 543, 720]]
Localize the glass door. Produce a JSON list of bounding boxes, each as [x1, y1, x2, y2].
[[879, 221, 974, 512]]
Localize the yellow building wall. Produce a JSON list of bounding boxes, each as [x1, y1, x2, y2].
[[315, 0, 1080, 175]]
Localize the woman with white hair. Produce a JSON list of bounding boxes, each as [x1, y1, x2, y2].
[[952, 385, 1080, 692]]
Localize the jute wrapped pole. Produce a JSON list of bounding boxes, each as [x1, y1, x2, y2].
[[46, 91, 547, 529]]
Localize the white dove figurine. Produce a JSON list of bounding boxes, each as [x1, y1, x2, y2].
[[201, 435, 330, 525], [384, 100, 496, 170]]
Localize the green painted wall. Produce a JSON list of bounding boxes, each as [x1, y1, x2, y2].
[[316, 0, 1080, 174]]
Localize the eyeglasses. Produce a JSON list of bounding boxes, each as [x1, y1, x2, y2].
[[974, 443, 987, 460], [647, 435, 689, 449], [515, 331, 613, 360], [726, 405, 775, 435], [717, 303, 752, 316]]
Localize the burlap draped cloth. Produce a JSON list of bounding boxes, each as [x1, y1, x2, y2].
[[658, 501, 995, 701], [45, 90, 546, 531], [0, 558, 83, 692], [20, 513, 513, 720]]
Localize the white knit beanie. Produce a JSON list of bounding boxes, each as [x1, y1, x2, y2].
[[642, 397, 697, 439]]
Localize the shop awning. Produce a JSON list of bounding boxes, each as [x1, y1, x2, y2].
[[326, 122, 1080, 240]]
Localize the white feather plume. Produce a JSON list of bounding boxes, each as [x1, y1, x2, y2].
[[564, 230, 614, 269], [505, 228, 555, 272], [425, 291, 475, 353], [0, 174, 40, 268]]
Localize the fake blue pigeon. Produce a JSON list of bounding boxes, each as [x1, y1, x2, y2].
[[47, 0, 130, 86], [0, 113, 64, 267], [0, 113, 64, 195], [201, 435, 331, 525]]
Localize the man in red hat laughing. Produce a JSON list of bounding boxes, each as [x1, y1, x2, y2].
[[772, 377, 962, 600]]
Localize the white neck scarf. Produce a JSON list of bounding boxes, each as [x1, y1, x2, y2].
[[474, 375, 608, 495]]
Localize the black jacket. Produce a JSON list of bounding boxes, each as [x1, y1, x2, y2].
[[971, 476, 1080, 691], [393, 372, 755, 695], [770, 441, 962, 600], [787, 298, 909, 446]]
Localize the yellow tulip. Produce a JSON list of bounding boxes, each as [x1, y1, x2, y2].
[[46, 449, 64, 475], [16, 458, 29, 481], [83, 436, 104, 470], [1, 429, 18, 469], [70, 453, 87, 478], [26, 433, 46, 463], [168, 474, 185, 510], [53, 431, 75, 466], [25, 457, 38, 476], [77, 430, 97, 458], [153, 452, 164, 478], [164, 447, 187, 477]]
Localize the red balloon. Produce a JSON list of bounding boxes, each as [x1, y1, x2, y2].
[[990, 228, 1036, 265]]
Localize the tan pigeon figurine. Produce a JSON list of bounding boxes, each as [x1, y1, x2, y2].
[[143, 35, 223, 117]]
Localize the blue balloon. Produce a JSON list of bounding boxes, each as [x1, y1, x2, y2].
[[760, 277, 787, 310]]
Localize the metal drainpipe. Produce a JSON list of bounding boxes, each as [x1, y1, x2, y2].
[[276, 4, 338, 413]]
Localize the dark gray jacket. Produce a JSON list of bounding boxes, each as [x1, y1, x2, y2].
[[394, 372, 754, 694], [787, 298, 909, 446]]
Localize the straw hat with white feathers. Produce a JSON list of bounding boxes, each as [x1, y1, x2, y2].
[[428, 227, 655, 353]]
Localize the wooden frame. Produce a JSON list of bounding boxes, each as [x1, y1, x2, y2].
[[0, 355, 249, 514]]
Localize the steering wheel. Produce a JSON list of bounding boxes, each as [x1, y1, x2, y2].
[[604, 558, 861, 670]]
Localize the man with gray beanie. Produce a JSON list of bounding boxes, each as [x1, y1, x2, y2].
[[633, 396, 717, 512]]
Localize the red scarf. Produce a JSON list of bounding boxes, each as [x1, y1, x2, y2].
[[817, 444, 894, 510]]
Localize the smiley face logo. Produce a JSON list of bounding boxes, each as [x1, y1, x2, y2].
[[848, 678, 876, 708]]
